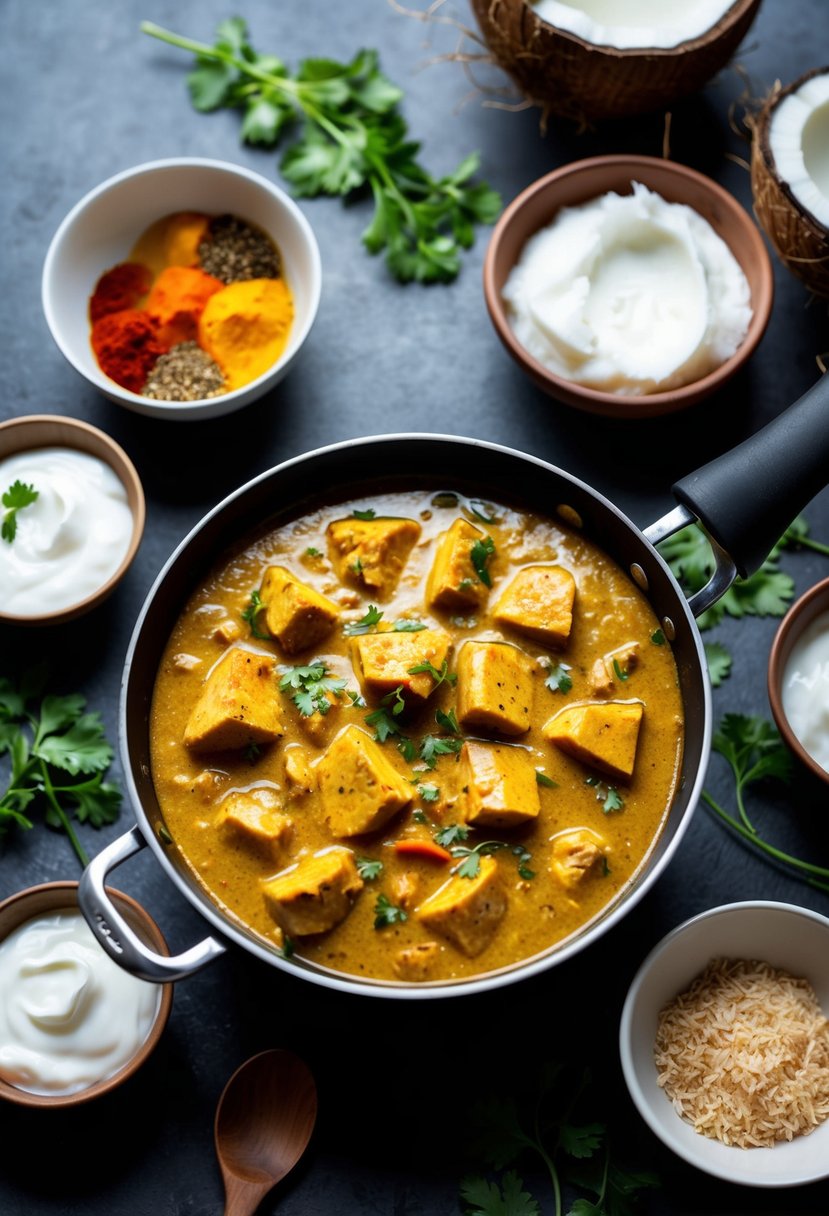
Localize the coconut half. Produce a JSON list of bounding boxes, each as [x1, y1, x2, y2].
[[470, 0, 762, 123], [752, 66, 829, 297]]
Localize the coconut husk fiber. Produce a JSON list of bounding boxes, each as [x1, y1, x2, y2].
[[751, 74, 829, 298], [469, 0, 762, 124]]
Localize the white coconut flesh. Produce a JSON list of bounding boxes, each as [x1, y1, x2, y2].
[[531, 0, 740, 50], [768, 72, 829, 230]]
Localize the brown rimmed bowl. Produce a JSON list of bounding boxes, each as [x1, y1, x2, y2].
[[0, 414, 145, 627], [0, 881, 172, 1109], [483, 155, 774, 418], [768, 575, 829, 784]]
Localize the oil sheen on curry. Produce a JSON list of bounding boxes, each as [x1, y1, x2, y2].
[[150, 490, 684, 984]]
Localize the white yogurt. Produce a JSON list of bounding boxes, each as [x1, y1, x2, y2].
[[532, 0, 739, 50], [0, 908, 160, 1096], [502, 182, 752, 396], [782, 609, 829, 772], [0, 447, 134, 615]]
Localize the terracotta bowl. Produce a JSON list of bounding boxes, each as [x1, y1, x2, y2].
[[620, 901, 829, 1187], [0, 414, 145, 627], [483, 155, 774, 418], [42, 158, 321, 421], [768, 575, 829, 784], [0, 881, 172, 1109]]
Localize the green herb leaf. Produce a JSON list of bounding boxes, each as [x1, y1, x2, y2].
[[559, 1122, 605, 1159], [658, 522, 795, 631], [612, 659, 629, 683], [1, 480, 38, 544], [373, 892, 408, 928], [241, 589, 269, 639], [35, 713, 113, 776], [352, 507, 376, 520], [142, 21, 500, 283], [536, 770, 558, 788], [545, 663, 573, 694], [417, 782, 440, 802], [0, 669, 121, 866], [460, 1172, 540, 1216], [434, 823, 469, 848], [705, 641, 732, 688], [381, 684, 406, 716], [407, 658, 457, 688], [356, 856, 383, 881], [343, 604, 383, 636], [650, 629, 665, 645], [435, 707, 461, 736], [470, 535, 496, 587], [392, 618, 427, 632], [279, 662, 347, 716], [419, 733, 463, 770], [305, 546, 322, 557]]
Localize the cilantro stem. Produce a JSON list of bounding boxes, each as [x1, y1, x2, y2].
[[38, 760, 89, 867], [735, 778, 756, 835], [702, 791, 829, 892]]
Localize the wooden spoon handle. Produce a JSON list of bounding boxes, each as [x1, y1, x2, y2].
[[222, 1174, 273, 1216]]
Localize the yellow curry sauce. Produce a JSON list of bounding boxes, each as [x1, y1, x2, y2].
[[149, 490, 683, 984]]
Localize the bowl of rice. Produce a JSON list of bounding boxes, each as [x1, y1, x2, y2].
[[619, 901, 829, 1187]]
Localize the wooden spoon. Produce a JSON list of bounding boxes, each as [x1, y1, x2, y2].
[[214, 1048, 318, 1216]]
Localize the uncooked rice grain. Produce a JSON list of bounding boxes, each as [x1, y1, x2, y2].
[[654, 957, 829, 1148]]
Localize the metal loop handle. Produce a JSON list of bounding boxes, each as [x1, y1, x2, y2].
[[643, 503, 738, 621], [78, 825, 226, 983]]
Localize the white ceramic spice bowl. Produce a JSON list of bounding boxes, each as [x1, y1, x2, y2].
[[42, 158, 322, 421], [619, 901, 829, 1187]]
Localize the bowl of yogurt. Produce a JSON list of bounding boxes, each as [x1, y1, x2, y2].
[[484, 155, 774, 417], [769, 575, 829, 783], [0, 414, 145, 626], [0, 881, 172, 1108]]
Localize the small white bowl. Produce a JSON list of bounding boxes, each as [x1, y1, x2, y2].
[[619, 901, 829, 1188], [42, 158, 322, 421]]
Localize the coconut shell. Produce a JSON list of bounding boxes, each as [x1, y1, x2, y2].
[[469, 0, 762, 124], [751, 69, 829, 297]]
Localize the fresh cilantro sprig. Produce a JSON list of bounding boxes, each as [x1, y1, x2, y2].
[[451, 839, 535, 881], [343, 605, 384, 636], [0, 667, 121, 866], [241, 589, 269, 639], [585, 776, 624, 814], [471, 535, 496, 587], [344, 605, 427, 636], [657, 519, 800, 631], [374, 892, 408, 928], [1, 480, 38, 543], [407, 658, 457, 688], [702, 714, 829, 893], [356, 856, 383, 882], [461, 1063, 658, 1216], [279, 662, 347, 716], [544, 663, 573, 694], [141, 19, 501, 283]]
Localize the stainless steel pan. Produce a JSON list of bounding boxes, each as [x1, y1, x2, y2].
[[78, 374, 829, 997]]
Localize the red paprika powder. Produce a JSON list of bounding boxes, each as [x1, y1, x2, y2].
[[90, 310, 168, 394], [89, 262, 153, 322]]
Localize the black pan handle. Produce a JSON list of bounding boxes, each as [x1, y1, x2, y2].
[[672, 371, 829, 578]]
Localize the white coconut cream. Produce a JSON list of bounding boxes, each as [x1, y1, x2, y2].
[[782, 609, 829, 772], [531, 0, 739, 50], [502, 182, 752, 396], [769, 72, 829, 230]]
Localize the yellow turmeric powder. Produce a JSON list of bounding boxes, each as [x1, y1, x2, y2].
[[130, 211, 211, 277], [145, 266, 224, 347], [198, 278, 294, 391]]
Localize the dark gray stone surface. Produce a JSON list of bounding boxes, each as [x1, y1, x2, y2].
[[2, 1, 829, 1212]]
